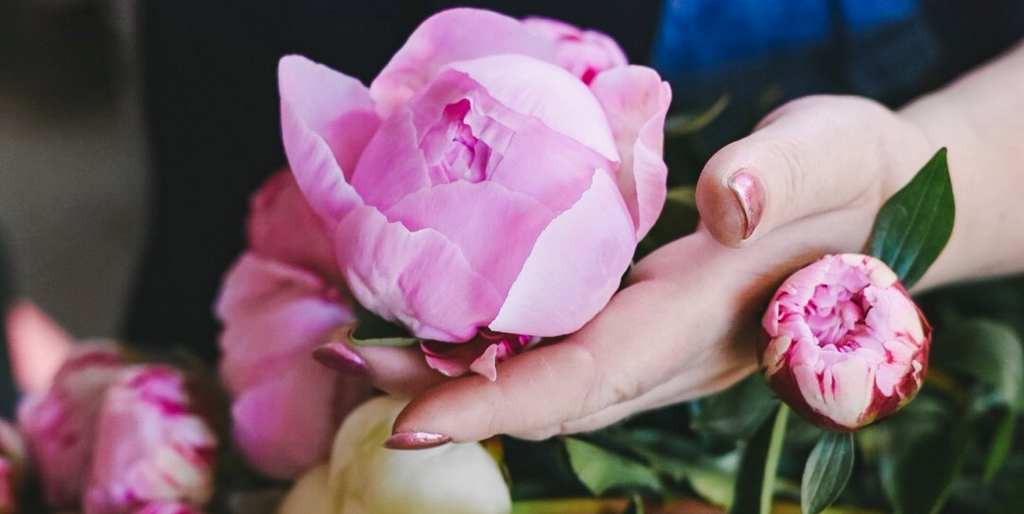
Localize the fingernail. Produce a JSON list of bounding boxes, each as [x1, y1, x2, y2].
[[727, 169, 765, 240], [312, 342, 368, 376], [383, 431, 452, 450]]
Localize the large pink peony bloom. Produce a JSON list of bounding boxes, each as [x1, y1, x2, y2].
[[760, 254, 931, 431], [216, 170, 373, 479], [279, 8, 670, 356], [16, 343, 124, 507], [83, 365, 218, 514]]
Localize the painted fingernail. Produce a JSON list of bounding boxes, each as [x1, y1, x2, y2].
[[727, 169, 766, 240], [383, 431, 452, 450], [312, 342, 368, 376]]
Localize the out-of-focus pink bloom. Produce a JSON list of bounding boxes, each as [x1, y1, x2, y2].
[[83, 365, 217, 514], [0, 420, 26, 514], [130, 502, 206, 514], [17, 343, 124, 507], [246, 169, 341, 283], [521, 17, 628, 84], [280, 8, 670, 372], [4, 300, 75, 394], [217, 170, 373, 479], [216, 254, 372, 479], [760, 254, 931, 431]]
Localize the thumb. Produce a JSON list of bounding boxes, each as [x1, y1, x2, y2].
[[696, 96, 898, 247]]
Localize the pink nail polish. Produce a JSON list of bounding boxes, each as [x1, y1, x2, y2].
[[383, 431, 452, 450], [727, 169, 765, 240], [312, 342, 368, 376]]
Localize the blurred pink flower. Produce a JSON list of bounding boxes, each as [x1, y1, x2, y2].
[[760, 254, 931, 431], [83, 365, 217, 514], [217, 170, 373, 479], [280, 8, 670, 373], [17, 343, 124, 507]]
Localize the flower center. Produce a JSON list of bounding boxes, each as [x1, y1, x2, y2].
[[806, 284, 871, 349], [425, 99, 493, 184]]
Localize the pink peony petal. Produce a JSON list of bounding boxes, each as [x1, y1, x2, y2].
[[421, 331, 532, 381], [383, 180, 555, 298], [279, 55, 379, 227], [231, 358, 370, 480], [246, 169, 341, 282], [334, 205, 505, 342], [215, 254, 354, 394], [403, 66, 609, 212], [4, 301, 74, 394], [348, 107, 433, 212], [589, 66, 671, 239], [17, 343, 124, 507], [521, 17, 628, 83], [445, 55, 618, 162], [370, 8, 557, 117], [84, 366, 217, 514], [489, 170, 635, 336]]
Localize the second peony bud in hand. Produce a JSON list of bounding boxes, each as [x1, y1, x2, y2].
[[760, 254, 931, 431]]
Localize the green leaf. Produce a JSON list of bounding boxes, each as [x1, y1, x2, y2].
[[692, 373, 778, 440], [664, 95, 729, 136], [563, 437, 663, 497], [880, 388, 995, 514], [801, 432, 854, 514], [868, 148, 954, 289], [730, 405, 789, 514], [931, 319, 1023, 409], [349, 309, 419, 347], [983, 413, 1015, 482]]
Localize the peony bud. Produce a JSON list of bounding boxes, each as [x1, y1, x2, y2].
[[83, 365, 218, 514], [277, 396, 511, 514], [17, 343, 125, 507], [760, 254, 931, 431]]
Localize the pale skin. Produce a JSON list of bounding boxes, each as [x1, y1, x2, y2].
[[357, 39, 1024, 446]]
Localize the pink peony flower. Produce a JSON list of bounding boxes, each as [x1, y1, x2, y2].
[[760, 254, 931, 431], [280, 8, 670, 371], [83, 365, 217, 514], [17, 343, 125, 507], [216, 170, 373, 479]]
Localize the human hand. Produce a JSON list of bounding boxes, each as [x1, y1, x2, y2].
[[337, 95, 935, 446]]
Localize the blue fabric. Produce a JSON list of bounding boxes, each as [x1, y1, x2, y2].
[[652, 0, 920, 73]]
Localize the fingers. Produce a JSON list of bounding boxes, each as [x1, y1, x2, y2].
[[389, 232, 769, 444], [316, 330, 446, 399], [696, 96, 899, 247]]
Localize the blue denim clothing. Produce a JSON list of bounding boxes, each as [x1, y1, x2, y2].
[[652, 0, 920, 73]]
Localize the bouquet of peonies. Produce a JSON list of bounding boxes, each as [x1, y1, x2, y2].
[[3, 7, 1023, 514]]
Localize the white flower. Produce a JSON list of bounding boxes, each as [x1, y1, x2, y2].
[[278, 396, 511, 514]]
